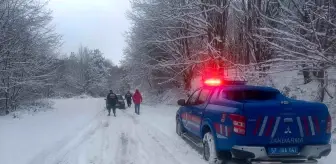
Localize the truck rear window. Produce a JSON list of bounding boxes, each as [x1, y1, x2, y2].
[[222, 90, 278, 101], [117, 95, 124, 100]]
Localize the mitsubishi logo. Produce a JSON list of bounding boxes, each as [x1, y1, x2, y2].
[[281, 101, 289, 105], [285, 126, 292, 134]]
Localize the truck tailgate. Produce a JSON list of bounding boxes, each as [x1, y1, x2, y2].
[[237, 100, 331, 146]]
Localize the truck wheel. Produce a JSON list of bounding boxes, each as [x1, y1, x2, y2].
[[203, 132, 221, 164], [176, 119, 183, 136]]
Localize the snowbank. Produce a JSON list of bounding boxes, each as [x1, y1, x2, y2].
[[6, 94, 95, 119], [72, 94, 93, 99], [141, 88, 186, 106], [52, 93, 94, 99], [269, 70, 336, 121], [9, 99, 55, 119]]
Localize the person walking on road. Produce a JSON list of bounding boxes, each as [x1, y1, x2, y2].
[[106, 90, 118, 116], [125, 91, 132, 107], [132, 89, 142, 115]]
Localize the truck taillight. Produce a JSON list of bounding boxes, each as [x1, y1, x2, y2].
[[327, 115, 332, 134], [229, 114, 246, 135]]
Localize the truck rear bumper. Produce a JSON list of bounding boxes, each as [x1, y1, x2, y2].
[[250, 159, 318, 164], [231, 144, 331, 162]]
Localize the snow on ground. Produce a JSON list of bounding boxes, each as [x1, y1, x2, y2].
[[0, 98, 105, 164], [0, 98, 206, 164], [1, 98, 336, 164], [53, 104, 207, 164]]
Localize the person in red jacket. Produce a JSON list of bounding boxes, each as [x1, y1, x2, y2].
[[132, 89, 142, 115]]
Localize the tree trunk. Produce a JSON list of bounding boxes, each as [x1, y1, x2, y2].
[[302, 64, 312, 84], [183, 69, 193, 91], [316, 69, 326, 102]]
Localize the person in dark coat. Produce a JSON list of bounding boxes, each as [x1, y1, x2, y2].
[[106, 90, 118, 116], [125, 91, 132, 107], [132, 89, 143, 115]]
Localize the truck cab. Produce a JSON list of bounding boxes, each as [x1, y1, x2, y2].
[[175, 79, 331, 164]]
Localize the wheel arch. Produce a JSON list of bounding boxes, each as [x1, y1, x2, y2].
[[176, 113, 181, 121], [201, 119, 220, 149], [201, 119, 216, 138], [175, 107, 184, 121]]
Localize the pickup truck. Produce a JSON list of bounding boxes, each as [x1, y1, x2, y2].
[[175, 79, 331, 164]]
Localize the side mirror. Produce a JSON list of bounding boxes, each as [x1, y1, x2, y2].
[[177, 99, 186, 106]]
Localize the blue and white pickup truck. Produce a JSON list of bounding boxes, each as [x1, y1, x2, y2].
[[175, 79, 332, 164]]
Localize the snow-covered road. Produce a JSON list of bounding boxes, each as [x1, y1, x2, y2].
[[53, 105, 207, 164], [1, 98, 335, 164]]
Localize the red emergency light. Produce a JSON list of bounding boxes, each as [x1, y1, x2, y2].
[[203, 78, 247, 86]]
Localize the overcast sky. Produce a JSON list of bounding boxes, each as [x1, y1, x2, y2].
[[48, 0, 131, 65]]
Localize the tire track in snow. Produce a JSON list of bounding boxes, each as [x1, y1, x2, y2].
[[119, 132, 129, 163], [123, 110, 183, 164], [49, 107, 207, 164], [92, 114, 113, 164], [123, 108, 207, 164], [54, 109, 108, 164], [99, 112, 126, 164], [129, 106, 254, 164], [112, 110, 139, 164], [29, 109, 106, 164], [143, 125, 206, 164], [114, 132, 135, 164], [86, 109, 139, 164]]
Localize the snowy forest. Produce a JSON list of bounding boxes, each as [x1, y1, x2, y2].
[[1, 0, 336, 115], [122, 0, 336, 108], [0, 0, 128, 115]]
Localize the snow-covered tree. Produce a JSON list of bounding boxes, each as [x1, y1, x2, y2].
[[123, 0, 336, 104], [252, 0, 336, 101], [53, 46, 123, 98], [0, 0, 61, 114]]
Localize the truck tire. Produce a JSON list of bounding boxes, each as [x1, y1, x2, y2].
[[203, 132, 222, 164]]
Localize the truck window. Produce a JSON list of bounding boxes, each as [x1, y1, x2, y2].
[[209, 88, 220, 103], [197, 88, 211, 104], [222, 89, 279, 102], [186, 89, 201, 105], [117, 95, 124, 100]]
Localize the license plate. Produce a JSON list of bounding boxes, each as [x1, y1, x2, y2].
[[267, 146, 299, 156]]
